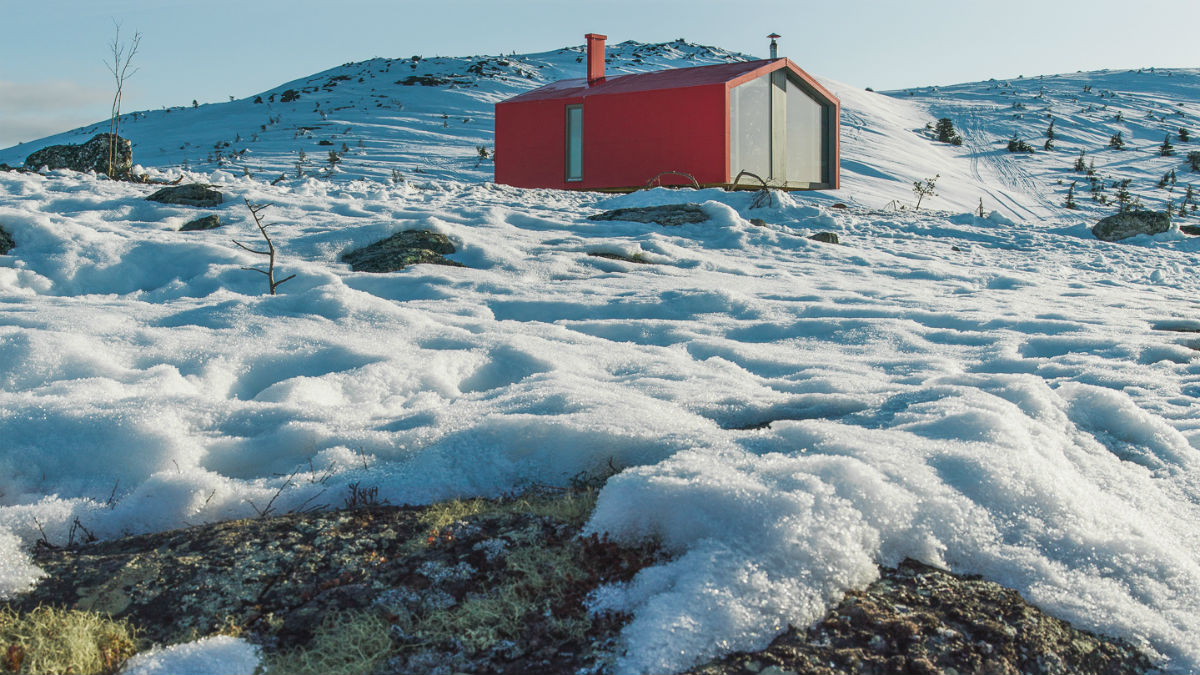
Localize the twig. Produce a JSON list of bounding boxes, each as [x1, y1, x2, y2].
[[644, 170, 700, 190], [234, 199, 296, 295], [32, 517, 55, 550], [248, 468, 300, 518]]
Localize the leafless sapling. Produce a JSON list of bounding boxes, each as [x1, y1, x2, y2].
[[233, 198, 296, 295], [105, 21, 141, 178]]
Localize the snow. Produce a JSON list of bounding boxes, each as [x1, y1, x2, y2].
[[0, 528, 43, 599], [1, 40, 1200, 673], [118, 636, 260, 675]]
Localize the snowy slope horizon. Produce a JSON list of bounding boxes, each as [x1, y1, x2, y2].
[[3, 38, 1197, 223], [3, 40, 1200, 674]]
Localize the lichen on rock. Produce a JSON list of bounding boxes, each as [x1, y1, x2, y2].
[[340, 230, 464, 272], [146, 183, 224, 207], [23, 134, 132, 179]]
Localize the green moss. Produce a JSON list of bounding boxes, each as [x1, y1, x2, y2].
[[409, 533, 593, 653], [263, 610, 393, 675], [0, 605, 137, 675], [507, 487, 598, 528]]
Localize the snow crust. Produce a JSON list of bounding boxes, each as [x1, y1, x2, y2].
[[1, 41, 1200, 674], [118, 636, 260, 675], [0, 528, 44, 599]]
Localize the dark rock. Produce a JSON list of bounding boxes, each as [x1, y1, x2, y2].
[[588, 204, 708, 227], [831, 203, 849, 210], [279, 89, 301, 102], [0, 225, 14, 254], [749, 218, 768, 227], [146, 183, 223, 207], [809, 232, 841, 244], [341, 230, 464, 272], [396, 75, 470, 87], [179, 215, 222, 232], [587, 251, 657, 265], [23, 133, 132, 178], [1180, 224, 1200, 236], [1092, 211, 1171, 242]]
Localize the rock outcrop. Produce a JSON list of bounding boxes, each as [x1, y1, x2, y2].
[[23, 134, 132, 178], [0, 225, 13, 254], [808, 232, 841, 244], [689, 558, 1152, 675], [178, 215, 222, 232], [146, 183, 224, 207], [3, 495, 1152, 675], [341, 230, 463, 272], [588, 204, 708, 227], [1092, 211, 1171, 241]]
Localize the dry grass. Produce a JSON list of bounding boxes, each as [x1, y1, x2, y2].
[[0, 605, 137, 674], [263, 610, 393, 675]]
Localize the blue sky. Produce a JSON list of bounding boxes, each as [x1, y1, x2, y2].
[[2, 0, 1198, 149]]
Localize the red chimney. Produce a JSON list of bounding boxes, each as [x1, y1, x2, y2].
[[586, 33, 607, 85]]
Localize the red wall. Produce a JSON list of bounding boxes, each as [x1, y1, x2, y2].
[[495, 84, 728, 191]]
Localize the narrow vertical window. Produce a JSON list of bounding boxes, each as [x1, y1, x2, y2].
[[565, 104, 583, 181]]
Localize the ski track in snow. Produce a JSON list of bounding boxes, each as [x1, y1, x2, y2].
[[1, 43, 1200, 674]]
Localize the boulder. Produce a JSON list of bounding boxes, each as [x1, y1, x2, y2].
[[23, 133, 132, 178], [0, 225, 14, 254], [1092, 210, 1171, 242], [179, 215, 222, 232], [808, 232, 840, 244], [1180, 224, 1200, 236], [588, 204, 708, 227], [587, 251, 657, 265], [147, 183, 223, 207], [341, 230, 464, 272]]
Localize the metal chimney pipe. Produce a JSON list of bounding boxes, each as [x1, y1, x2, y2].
[[586, 33, 607, 85], [768, 33, 781, 59]]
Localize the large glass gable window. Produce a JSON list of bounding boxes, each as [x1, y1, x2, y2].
[[565, 105, 583, 181]]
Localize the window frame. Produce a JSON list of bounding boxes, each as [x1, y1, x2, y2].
[[565, 104, 583, 182]]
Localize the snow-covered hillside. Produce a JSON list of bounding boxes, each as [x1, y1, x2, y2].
[[2, 40, 1200, 674]]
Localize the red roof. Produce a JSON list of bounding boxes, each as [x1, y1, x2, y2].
[[504, 59, 779, 103]]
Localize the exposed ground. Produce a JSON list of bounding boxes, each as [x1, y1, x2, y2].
[[2, 488, 1153, 675]]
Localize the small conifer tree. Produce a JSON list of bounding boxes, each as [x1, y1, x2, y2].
[[1044, 138, 1055, 151], [912, 174, 939, 210], [1188, 151, 1200, 172], [1109, 132, 1125, 149], [1115, 179, 1133, 213], [934, 118, 963, 145], [1065, 181, 1078, 209], [1161, 134, 1175, 156], [1046, 118, 1056, 140], [1180, 128, 1191, 142], [1007, 135, 1034, 153], [1074, 150, 1087, 172]]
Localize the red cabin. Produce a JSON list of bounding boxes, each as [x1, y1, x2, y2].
[[494, 34, 840, 192]]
